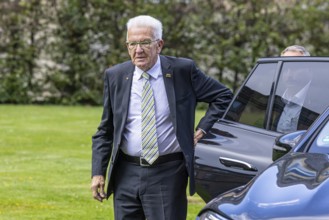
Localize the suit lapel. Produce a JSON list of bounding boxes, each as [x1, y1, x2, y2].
[[160, 56, 177, 131], [118, 64, 134, 145]]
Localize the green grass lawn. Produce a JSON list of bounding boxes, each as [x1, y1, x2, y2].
[[0, 105, 205, 219]]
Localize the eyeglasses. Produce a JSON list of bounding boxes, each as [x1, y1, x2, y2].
[[126, 40, 158, 50]]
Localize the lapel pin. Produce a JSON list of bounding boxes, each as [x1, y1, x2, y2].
[[126, 77, 129, 80], [165, 73, 172, 78]]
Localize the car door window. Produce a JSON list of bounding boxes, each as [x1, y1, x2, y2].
[[224, 63, 277, 128], [270, 62, 329, 133]]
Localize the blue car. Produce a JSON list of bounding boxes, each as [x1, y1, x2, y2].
[[197, 106, 329, 220]]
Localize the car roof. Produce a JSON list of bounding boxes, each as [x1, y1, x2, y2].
[[257, 56, 329, 63]]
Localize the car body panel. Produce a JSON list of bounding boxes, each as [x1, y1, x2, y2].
[[195, 120, 279, 201], [199, 153, 329, 220]]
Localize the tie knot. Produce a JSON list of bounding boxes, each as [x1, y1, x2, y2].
[[142, 72, 150, 80]]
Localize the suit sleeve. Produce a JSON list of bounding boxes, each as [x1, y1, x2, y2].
[[91, 71, 113, 177], [191, 62, 233, 132]]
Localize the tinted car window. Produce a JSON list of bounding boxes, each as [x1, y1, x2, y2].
[[270, 62, 329, 133], [225, 63, 277, 128]]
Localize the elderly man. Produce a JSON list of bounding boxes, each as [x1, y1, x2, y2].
[[90, 15, 233, 220]]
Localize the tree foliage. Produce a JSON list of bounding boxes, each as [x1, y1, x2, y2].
[[0, 0, 329, 105]]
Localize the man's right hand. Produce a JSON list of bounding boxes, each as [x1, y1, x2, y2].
[[91, 175, 106, 202]]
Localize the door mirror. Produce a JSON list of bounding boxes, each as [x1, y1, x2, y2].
[[272, 130, 306, 161]]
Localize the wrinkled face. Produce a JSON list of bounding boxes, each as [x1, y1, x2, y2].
[[126, 27, 164, 71]]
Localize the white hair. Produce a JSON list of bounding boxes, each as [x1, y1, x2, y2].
[[126, 15, 163, 40], [281, 45, 311, 56]]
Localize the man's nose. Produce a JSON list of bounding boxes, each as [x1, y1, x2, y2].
[[136, 44, 144, 52]]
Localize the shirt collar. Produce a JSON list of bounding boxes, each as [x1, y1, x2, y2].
[[135, 55, 161, 80]]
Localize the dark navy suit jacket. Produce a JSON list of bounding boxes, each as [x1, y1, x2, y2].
[[92, 55, 233, 198]]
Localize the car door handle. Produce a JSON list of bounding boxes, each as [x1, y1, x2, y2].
[[219, 157, 258, 172]]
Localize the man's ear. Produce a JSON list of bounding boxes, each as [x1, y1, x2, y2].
[[157, 39, 164, 54]]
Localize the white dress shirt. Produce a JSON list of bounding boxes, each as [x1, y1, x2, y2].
[[120, 56, 181, 156]]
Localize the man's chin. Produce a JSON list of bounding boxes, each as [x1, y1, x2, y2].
[[135, 63, 149, 71]]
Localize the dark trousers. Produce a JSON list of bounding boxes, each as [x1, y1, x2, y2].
[[113, 157, 188, 220]]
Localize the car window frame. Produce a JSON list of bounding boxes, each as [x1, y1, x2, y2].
[[221, 60, 282, 131], [222, 58, 329, 135]]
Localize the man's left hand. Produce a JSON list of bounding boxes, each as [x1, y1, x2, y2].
[[194, 129, 204, 146]]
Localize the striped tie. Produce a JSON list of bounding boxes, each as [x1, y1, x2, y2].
[[141, 72, 159, 164]]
